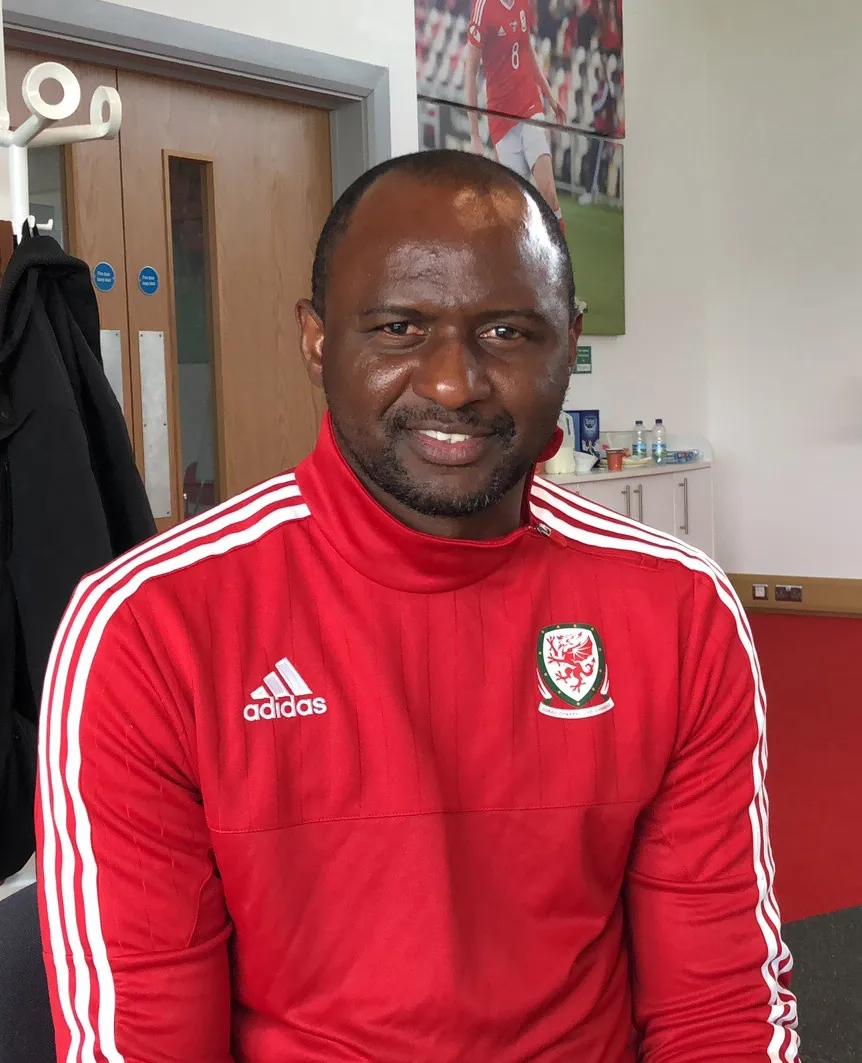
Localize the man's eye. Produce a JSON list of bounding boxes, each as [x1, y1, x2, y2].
[[380, 321, 421, 337], [481, 325, 523, 341]]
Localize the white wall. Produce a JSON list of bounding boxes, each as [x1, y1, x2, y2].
[[570, 0, 862, 579], [103, 0, 420, 157], [702, 0, 862, 578], [565, 0, 708, 437]]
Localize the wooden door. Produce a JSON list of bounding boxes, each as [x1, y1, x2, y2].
[[116, 71, 332, 529]]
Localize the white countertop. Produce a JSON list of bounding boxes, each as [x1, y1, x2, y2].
[[545, 460, 713, 486]]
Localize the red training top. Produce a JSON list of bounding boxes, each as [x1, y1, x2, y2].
[[469, 0, 544, 145], [37, 414, 799, 1062]]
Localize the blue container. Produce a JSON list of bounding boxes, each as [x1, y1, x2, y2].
[[567, 410, 601, 455]]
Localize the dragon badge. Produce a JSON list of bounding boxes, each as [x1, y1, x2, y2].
[[537, 624, 614, 720]]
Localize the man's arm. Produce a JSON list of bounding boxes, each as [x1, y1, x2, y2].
[[626, 572, 799, 1061], [529, 39, 566, 124], [464, 27, 485, 154], [36, 586, 233, 1063]]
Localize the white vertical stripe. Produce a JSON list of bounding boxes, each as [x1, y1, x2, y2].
[[39, 479, 306, 1063], [38, 638, 83, 1061], [263, 672, 290, 699], [530, 488, 799, 1058], [275, 657, 312, 697]]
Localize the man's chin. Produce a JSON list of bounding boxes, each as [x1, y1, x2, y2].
[[345, 435, 534, 521], [382, 466, 526, 520]]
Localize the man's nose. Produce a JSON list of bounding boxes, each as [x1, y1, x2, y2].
[[410, 336, 492, 409]]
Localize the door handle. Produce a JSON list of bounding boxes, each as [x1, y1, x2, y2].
[[633, 483, 644, 523], [679, 478, 690, 535], [622, 484, 632, 518]]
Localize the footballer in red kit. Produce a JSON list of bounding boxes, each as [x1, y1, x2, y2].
[[37, 152, 799, 1062], [465, 0, 568, 233]]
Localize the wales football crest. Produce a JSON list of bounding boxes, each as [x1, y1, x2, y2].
[[537, 624, 614, 720]]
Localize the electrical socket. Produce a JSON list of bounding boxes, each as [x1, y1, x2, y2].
[[774, 585, 803, 603], [752, 584, 769, 601]]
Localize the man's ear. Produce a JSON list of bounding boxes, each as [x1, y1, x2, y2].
[[296, 299, 325, 389], [567, 312, 584, 372]]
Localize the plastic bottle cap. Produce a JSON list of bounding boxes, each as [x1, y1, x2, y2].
[[656, 419, 663, 424], [635, 420, 643, 425]]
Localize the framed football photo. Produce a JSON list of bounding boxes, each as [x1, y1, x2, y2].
[[415, 0, 625, 336]]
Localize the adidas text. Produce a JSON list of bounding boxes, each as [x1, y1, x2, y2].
[[244, 693, 328, 721]]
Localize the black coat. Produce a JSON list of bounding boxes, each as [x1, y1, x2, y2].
[[0, 234, 155, 880]]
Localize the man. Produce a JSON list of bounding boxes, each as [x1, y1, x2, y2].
[[37, 151, 799, 1061], [465, 0, 568, 233]]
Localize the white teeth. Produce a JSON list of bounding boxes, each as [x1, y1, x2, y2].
[[418, 430, 474, 444]]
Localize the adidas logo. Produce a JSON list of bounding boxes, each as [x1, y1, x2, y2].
[[498, 26, 506, 35], [243, 657, 327, 721]]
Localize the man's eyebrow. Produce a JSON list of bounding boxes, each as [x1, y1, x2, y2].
[[479, 309, 548, 324], [359, 304, 424, 318], [358, 305, 550, 323]]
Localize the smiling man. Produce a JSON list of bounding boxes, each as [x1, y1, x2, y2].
[[37, 151, 799, 1062]]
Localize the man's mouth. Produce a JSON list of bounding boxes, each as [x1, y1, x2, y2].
[[405, 425, 496, 467], [416, 429, 483, 444]]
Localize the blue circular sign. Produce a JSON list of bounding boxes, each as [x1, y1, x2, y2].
[[93, 262, 116, 293], [138, 266, 160, 296]]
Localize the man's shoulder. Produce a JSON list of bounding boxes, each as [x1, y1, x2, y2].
[[529, 475, 724, 599], [472, 0, 502, 31], [83, 469, 312, 609]]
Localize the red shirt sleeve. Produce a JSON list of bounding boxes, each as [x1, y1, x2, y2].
[[625, 571, 799, 1061], [468, 0, 485, 46], [36, 589, 234, 1063]]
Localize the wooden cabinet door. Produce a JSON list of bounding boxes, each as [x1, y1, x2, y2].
[[115, 70, 332, 529], [675, 468, 715, 557]]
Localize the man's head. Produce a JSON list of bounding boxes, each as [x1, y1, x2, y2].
[[297, 149, 582, 535]]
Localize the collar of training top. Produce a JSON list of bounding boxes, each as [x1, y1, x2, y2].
[[295, 413, 557, 593]]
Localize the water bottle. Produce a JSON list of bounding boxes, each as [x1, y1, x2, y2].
[[632, 420, 648, 459], [652, 419, 668, 464]]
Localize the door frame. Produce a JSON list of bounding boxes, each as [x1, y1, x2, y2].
[[2, 0, 391, 198]]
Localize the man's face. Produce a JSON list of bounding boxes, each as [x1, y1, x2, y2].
[[298, 173, 579, 521]]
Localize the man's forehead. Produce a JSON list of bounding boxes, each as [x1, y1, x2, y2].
[[332, 173, 564, 303]]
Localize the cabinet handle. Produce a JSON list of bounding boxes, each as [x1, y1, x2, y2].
[[679, 478, 690, 535], [633, 484, 644, 523], [622, 484, 632, 518]]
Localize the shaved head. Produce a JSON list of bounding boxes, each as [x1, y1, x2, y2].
[[311, 150, 577, 325]]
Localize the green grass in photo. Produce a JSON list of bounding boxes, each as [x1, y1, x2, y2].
[[559, 196, 625, 336]]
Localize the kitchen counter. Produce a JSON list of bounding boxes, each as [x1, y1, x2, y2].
[[544, 460, 712, 487]]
